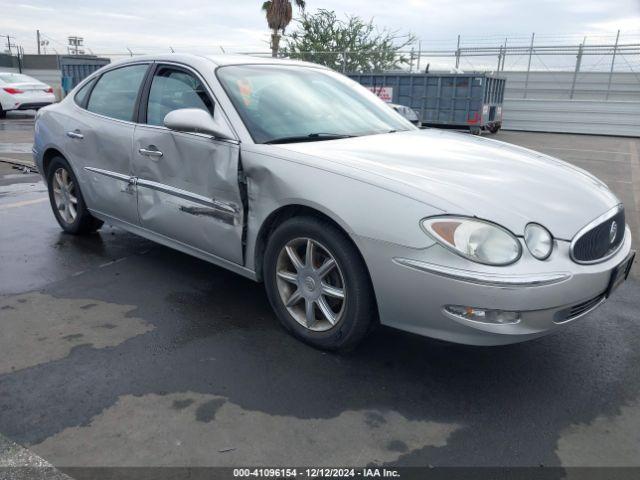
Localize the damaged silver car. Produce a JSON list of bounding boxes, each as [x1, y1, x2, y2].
[[34, 54, 635, 350]]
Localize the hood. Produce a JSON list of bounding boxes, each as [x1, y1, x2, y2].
[[275, 129, 619, 239]]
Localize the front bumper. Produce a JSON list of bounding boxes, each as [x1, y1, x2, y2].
[[360, 225, 634, 345]]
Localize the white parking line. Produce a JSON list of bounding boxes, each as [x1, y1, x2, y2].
[[98, 257, 128, 268], [0, 197, 48, 210]]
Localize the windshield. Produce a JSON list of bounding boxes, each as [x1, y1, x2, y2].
[[0, 73, 39, 84], [217, 65, 415, 144]]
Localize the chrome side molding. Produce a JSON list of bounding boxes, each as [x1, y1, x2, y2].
[[84, 167, 240, 220], [84, 166, 130, 182], [393, 257, 572, 287], [135, 178, 238, 215]]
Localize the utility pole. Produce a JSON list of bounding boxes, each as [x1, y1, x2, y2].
[[37, 30, 41, 54], [6, 35, 11, 55], [455, 34, 461, 69], [67, 36, 84, 55]]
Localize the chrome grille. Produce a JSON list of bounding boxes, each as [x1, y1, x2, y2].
[[571, 206, 625, 263]]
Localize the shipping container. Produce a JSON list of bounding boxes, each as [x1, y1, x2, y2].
[[348, 72, 506, 134], [59, 56, 110, 92]]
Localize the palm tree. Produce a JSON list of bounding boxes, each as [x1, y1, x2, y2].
[[262, 0, 306, 57]]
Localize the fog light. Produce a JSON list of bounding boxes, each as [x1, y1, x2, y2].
[[445, 305, 521, 324]]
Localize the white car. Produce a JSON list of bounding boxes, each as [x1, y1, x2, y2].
[[0, 72, 56, 118], [389, 103, 420, 125]]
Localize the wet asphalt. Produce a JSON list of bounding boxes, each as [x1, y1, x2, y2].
[[0, 112, 639, 473]]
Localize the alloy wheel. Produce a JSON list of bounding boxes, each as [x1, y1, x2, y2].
[[275, 237, 347, 332], [52, 167, 78, 224]]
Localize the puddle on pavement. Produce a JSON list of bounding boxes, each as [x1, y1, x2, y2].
[[556, 395, 640, 468], [0, 292, 154, 374], [30, 392, 460, 467]]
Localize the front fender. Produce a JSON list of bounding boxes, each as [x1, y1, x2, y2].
[[241, 149, 441, 273]]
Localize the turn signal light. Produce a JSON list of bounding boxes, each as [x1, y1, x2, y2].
[[43, 87, 54, 93], [3, 87, 24, 94]]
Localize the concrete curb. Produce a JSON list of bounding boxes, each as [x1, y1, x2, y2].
[[0, 157, 38, 172]]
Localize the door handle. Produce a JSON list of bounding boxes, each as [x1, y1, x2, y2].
[[138, 148, 163, 158], [66, 130, 84, 139]]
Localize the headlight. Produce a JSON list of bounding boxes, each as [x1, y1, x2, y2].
[[421, 216, 521, 266], [524, 223, 553, 260]]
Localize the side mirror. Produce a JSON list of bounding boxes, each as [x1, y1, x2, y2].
[[163, 108, 235, 140]]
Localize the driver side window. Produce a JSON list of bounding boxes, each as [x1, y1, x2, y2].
[[146, 66, 214, 126]]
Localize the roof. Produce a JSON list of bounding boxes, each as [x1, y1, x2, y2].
[[109, 53, 326, 70]]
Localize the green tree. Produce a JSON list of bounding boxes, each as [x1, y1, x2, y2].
[[262, 0, 306, 58], [283, 9, 416, 72]]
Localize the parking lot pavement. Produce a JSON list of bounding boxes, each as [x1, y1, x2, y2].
[[0, 112, 36, 167], [0, 114, 639, 473]]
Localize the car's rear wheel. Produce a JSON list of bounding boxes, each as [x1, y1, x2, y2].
[[263, 216, 376, 351], [0, 106, 6, 119], [47, 156, 103, 234]]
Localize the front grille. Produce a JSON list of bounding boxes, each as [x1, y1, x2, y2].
[[572, 207, 625, 263], [555, 293, 605, 323]]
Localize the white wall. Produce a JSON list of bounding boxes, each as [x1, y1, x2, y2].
[[501, 71, 640, 102], [502, 99, 640, 136], [500, 71, 640, 137]]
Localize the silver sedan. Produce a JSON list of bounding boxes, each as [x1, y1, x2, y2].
[[34, 54, 635, 350]]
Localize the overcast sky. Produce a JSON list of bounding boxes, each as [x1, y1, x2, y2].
[[2, 0, 639, 56]]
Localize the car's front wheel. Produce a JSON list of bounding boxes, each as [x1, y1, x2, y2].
[[47, 156, 103, 234], [263, 216, 376, 351]]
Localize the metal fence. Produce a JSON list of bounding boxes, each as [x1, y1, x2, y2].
[[4, 32, 639, 136]]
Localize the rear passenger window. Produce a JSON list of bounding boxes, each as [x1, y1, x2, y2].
[[146, 66, 213, 126], [74, 78, 95, 107], [86, 65, 148, 121]]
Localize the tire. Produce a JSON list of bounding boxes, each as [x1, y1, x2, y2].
[[46, 156, 103, 234], [0, 106, 6, 119], [263, 216, 376, 351]]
